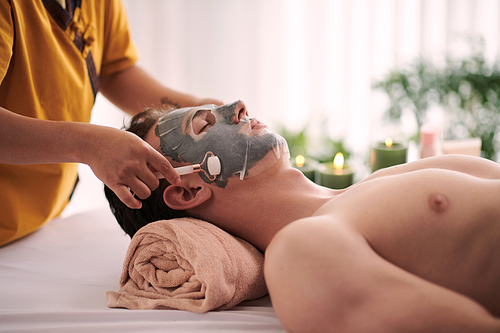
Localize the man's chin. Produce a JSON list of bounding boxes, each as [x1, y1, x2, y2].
[[243, 142, 290, 179]]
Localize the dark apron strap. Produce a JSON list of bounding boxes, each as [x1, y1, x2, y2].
[[42, 0, 100, 99]]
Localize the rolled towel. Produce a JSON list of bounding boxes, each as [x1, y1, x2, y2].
[[106, 217, 267, 313]]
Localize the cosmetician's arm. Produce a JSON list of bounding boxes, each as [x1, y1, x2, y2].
[[99, 65, 223, 115], [0, 106, 180, 209]]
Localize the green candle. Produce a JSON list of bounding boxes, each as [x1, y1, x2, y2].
[[291, 155, 317, 182], [318, 153, 354, 189], [371, 138, 407, 172]]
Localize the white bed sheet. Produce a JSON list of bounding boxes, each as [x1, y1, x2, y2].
[[0, 207, 285, 333]]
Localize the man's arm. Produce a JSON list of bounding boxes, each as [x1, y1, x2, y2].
[[0, 106, 180, 208], [265, 218, 500, 333], [99, 65, 223, 115], [362, 154, 500, 183]]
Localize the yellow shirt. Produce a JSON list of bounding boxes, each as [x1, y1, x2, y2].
[[0, 0, 139, 246]]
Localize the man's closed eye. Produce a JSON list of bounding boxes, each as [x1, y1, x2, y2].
[[192, 110, 216, 134]]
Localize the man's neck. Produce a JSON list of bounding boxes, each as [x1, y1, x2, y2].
[[197, 166, 336, 252]]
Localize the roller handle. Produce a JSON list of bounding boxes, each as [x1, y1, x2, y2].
[[174, 165, 199, 176]]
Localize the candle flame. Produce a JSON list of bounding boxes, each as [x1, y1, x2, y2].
[[295, 155, 305, 168], [333, 152, 344, 170], [385, 137, 393, 147]]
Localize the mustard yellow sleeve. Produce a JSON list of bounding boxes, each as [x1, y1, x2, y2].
[[0, 1, 14, 83], [100, 0, 139, 76]]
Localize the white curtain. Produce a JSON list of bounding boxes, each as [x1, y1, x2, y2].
[[72, 0, 500, 214]]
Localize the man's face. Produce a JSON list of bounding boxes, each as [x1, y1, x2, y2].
[[155, 100, 289, 187]]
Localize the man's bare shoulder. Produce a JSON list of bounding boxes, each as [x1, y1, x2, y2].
[[265, 212, 500, 333], [272, 214, 372, 260]]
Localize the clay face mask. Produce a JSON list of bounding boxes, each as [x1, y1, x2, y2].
[[155, 100, 289, 187]]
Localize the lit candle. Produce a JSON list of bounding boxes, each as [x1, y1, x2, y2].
[[318, 152, 354, 189], [291, 155, 317, 181], [370, 137, 407, 172]]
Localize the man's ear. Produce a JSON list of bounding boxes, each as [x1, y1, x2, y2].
[[162, 183, 212, 210]]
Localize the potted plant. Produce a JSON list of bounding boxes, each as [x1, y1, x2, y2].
[[373, 49, 500, 160]]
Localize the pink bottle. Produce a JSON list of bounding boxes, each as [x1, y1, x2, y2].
[[420, 124, 442, 158]]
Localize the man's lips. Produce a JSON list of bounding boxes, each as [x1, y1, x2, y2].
[[250, 118, 266, 130], [238, 118, 268, 135]]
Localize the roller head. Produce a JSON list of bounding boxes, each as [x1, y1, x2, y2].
[[207, 156, 221, 176]]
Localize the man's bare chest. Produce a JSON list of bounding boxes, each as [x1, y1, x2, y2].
[[315, 168, 500, 314]]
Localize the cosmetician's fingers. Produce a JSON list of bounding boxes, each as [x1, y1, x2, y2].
[[148, 149, 181, 185], [109, 183, 143, 209], [108, 172, 157, 209], [112, 142, 179, 207], [126, 174, 156, 200], [84, 127, 171, 208], [117, 153, 179, 209]]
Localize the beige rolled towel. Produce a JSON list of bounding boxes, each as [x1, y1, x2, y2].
[[106, 217, 267, 313]]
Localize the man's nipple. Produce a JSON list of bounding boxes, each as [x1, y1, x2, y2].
[[428, 192, 449, 213]]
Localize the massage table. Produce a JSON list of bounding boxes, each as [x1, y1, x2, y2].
[[0, 207, 285, 332]]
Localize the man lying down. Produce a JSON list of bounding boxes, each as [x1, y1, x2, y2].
[[104, 100, 500, 333]]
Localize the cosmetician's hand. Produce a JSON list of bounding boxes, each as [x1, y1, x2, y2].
[[83, 126, 180, 209]]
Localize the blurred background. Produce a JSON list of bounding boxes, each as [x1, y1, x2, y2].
[[63, 0, 500, 215]]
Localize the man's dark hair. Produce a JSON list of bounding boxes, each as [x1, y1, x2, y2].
[[104, 109, 190, 237]]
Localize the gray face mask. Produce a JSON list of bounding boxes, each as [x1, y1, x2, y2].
[[155, 100, 289, 188]]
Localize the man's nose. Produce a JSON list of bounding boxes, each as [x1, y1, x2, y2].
[[231, 101, 247, 124]]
